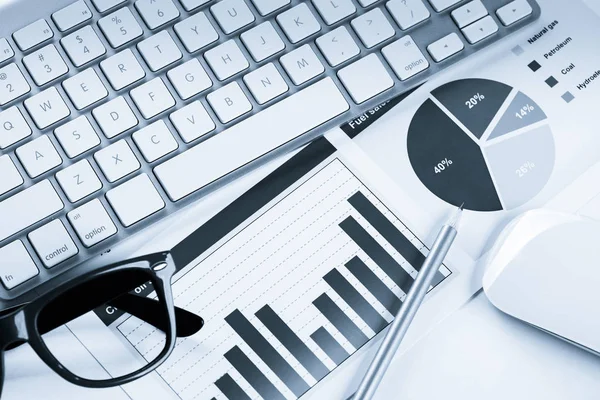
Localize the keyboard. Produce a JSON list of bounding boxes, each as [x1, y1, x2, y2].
[[0, 0, 539, 302]]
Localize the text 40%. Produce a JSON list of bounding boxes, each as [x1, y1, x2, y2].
[[434, 158, 453, 174]]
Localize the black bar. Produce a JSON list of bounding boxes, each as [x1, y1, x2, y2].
[[256, 305, 329, 381], [313, 294, 368, 349], [172, 137, 336, 268], [345, 257, 401, 315], [215, 373, 251, 400], [224, 346, 286, 400], [310, 327, 349, 365], [225, 310, 309, 397], [430, 270, 447, 288], [339, 216, 414, 294], [324, 269, 387, 332], [348, 191, 426, 270]]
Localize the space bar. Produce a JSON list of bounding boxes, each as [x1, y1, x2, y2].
[[155, 77, 350, 201]]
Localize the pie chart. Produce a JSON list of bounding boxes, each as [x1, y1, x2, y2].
[[407, 78, 554, 212]]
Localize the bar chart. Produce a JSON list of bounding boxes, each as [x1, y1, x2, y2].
[[118, 159, 451, 400]]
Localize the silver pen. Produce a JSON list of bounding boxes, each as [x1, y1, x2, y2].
[[352, 205, 464, 400]]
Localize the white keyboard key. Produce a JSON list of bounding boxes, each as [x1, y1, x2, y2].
[[462, 15, 498, 43], [0, 38, 15, 63], [0, 107, 32, 149], [427, 32, 464, 62], [387, 0, 430, 30], [0, 155, 23, 195], [99, 7, 144, 48], [204, 40, 249, 81], [53, 1, 93, 32], [93, 96, 138, 138], [167, 59, 212, 100], [63, 68, 108, 110], [357, 0, 377, 6], [100, 49, 146, 90], [156, 77, 349, 201], [61, 26, 106, 67], [313, 0, 356, 25], [251, 0, 289, 16], [170, 101, 215, 143], [382, 35, 429, 80], [241, 22, 285, 62], [174, 12, 219, 53], [451, 0, 487, 28], [244, 63, 288, 104], [107, 174, 165, 227], [13, 19, 53, 51], [277, 4, 321, 43], [138, 31, 182, 71], [135, 0, 180, 29], [211, 0, 255, 34], [497, 0, 532, 26], [0, 64, 30, 105], [23, 45, 69, 86], [55, 116, 101, 158], [56, 159, 103, 202], [68, 198, 117, 247], [0, 241, 38, 289], [180, 0, 210, 11], [0, 180, 64, 242], [428, 0, 461, 12], [338, 53, 394, 103], [130, 78, 176, 119], [95, 139, 141, 182], [24, 87, 71, 129], [351, 8, 395, 48], [91, 0, 127, 12], [16, 135, 63, 178], [133, 120, 179, 162], [316, 26, 360, 67], [29, 220, 78, 268], [280, 44, 324, 85], [207, 82, 252, 123]]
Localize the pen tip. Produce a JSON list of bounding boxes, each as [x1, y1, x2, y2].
[[446, 204, 464, 229]]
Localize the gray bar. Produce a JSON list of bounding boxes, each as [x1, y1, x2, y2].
[[310, 327, 349, 365], [224, 346, 286, 400], [348, 191, 426, 269], [339, 216, 414, 294], [345, 256, 401, 315], [225, 310, 309, 397], [324, 269, 387, 332], [256, 305, 329, 381], [348, 191, 447, 286], [215, 373, 251, 400], [313, 293, 368, 349]]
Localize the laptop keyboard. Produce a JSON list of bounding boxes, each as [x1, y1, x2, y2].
[[0, 0, 538, 299]]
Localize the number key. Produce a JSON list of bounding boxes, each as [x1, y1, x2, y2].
[[0, 63, 30, 105], [135, 0, 180, 30], [98, 7, 144, 48], [23, 44, 69, 86], [61, 26, 107, 67]]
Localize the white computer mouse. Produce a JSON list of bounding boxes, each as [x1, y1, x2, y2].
[[483, 209, 600, 355]]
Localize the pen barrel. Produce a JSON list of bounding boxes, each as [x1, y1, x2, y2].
[[352, 225, 457, 400]]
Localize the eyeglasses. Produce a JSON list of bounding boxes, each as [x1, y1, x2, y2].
[[0, 252, 204, 396]]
